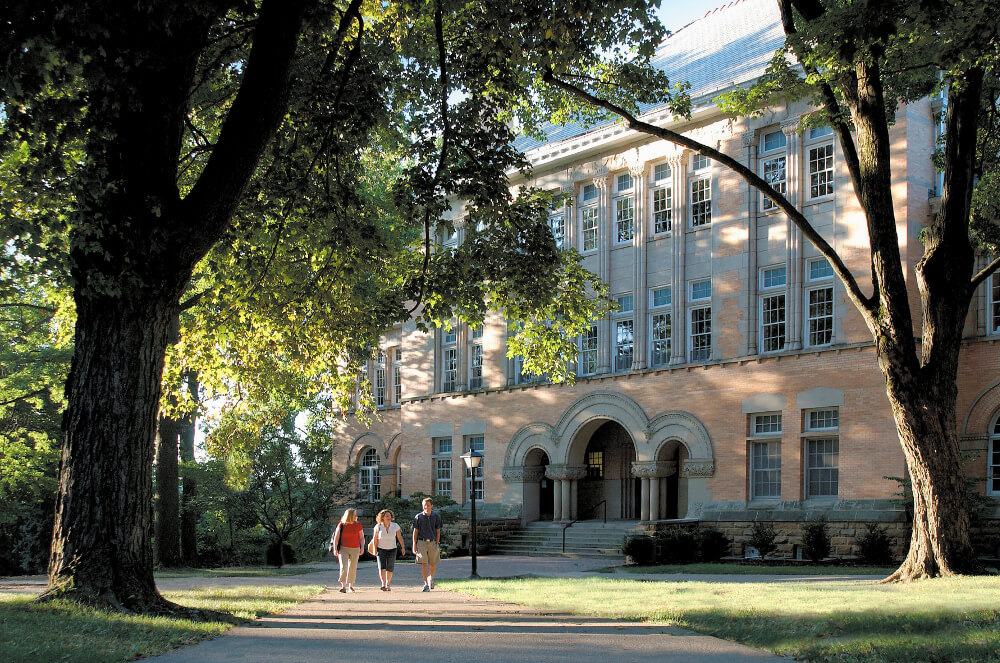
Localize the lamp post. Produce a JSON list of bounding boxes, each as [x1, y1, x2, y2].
[[460, 449, 483, 579]]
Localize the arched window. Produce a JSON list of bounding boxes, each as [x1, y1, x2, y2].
[[359, 448, 380, 502], [989, 413, 1000, 496]]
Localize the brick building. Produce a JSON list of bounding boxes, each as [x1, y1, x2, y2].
[[332, 0, 1000, 557]]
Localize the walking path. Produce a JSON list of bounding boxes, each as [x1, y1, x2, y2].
[[140, 556, 795, 662]]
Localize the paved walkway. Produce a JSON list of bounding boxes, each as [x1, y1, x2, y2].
[[138, 556, 793, 662]]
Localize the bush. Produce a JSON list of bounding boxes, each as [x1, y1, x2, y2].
[[748, 521, 777, 559], [854, 523, 894, 565], [623, 535, 656, 565], [696, 526, 732, 561], [654, 527, 698, 564], [801, 517, 832, 562]]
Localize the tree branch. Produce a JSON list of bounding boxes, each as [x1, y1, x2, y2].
[[542, 68, 873, 313], [971, 254, 1000, 291]]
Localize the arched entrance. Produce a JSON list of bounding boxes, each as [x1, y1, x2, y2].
[[576, 420, 638, 520], [524, 448, 554, 521]]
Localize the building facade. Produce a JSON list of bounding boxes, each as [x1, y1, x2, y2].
[[332, 0, 1000, 556]]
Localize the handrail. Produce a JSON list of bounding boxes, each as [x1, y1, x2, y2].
[[561, 500, 607, 553]]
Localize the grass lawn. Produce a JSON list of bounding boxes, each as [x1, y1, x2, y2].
[[0, 584, 324, 663], [611, 562, 895, 575], [153, 565, 327, 578], [444, 575, 1000, 662]]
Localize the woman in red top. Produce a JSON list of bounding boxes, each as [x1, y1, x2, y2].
[[331, 508, 365, 593]]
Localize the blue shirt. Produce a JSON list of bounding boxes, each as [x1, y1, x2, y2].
[[413, 510, 442, 541]]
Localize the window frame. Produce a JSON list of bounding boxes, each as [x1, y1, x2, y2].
[[759, 265, 787, 353], [649, 286, 672, 368], [614, 318, 634, 373], [803, 407, 840, 499], [580, 205, 599, 253], [359, 447, 381, 503], [807, 140, 835, 201], [988, 413, 1000, 496], [689, 175, 712, 228], [469, 342, 483, 390], [464, 435, 485, 503], [760, 130, 787, 212], [989, 272, 1000, 336], [579, 324, 598, 376], [614, 194, 635, 244], [433, 437, 453, 498]]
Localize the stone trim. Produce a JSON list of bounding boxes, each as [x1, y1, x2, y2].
[[631, 460, 678, 478], [545, 464, 588, 481], [680, 459, 715, 478], [502, 465, 545, 483]]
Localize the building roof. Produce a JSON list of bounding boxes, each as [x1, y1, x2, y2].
[[512, 0, 785, 154]]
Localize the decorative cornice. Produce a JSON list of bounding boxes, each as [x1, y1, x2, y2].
[[631, 460, 678, 478], [681, 459, 715, 478], [502, 465, 546, 483], [593, 175, 612, 190], [545, 464, 588, 481]]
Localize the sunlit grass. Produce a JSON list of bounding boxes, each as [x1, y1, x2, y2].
[[154, 565, 327, 578], [0, 584, 324, 663], [610, 562, 894, 575], [444, 576, 1000, 662]]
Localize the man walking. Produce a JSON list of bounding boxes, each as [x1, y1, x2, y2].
[[412, 497, 442, 591]]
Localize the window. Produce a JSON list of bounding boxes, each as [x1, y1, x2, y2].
[[689, 306, 711, 362], [989, 415, 1000, 495], [616, 294, 634, 314], [582, 183, 598, 202], [749, 412, 782, 500], [469, 343, 483, 390], [375, 367, 387, 407], [807, 287, 834, 346], [761, 130, 786, 212], [579, 325, 598, 376], [690, 177, 712, 227], [549, 212, 565, 249], [690, 279, 711, 302], [649, 286, 671, 367], [692, 154, 711, 171], [444, 327, 457, 345], [433, 437, 452, 498], [760, 266, 787, 353], [615, 196, 635, 243], [441, 347, 457, 392], [809, 143, 834, 198], [581, 207, 599, 251], [472, 325, 484, 339], [809, 125, 834, 139], [617, 172, 633, 192], [359, 448, 380, 502], [393, 365, 402, 404], [652, 186, 672, 234], [615, 319, 634, 372], [804, 408, 839, 498], [808, 258, 834, 281], [990, 273, 1000, 335], [653, 162, 671, 182], [587, 451, 604, 479], [464, 436, 485, 502]]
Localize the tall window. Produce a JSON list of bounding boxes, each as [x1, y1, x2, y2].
[[433, 437, 452, 498], [469, 343, 483, 390], [652, 163, 672, 234], [760, 265, 787, 353], [649, 286, 671, 367], [689, 279, 711, 362], [989, 414, 1000, 496], [615, 196, 635, 243], [615, 319, 634, 372], [749, 413, 781, 500], [359, 448, 380, 502], [809, 143, 834, 199], [990, 272, 1000, 335], [441, 329, 457, 392], [465, 435, 485, 502], [374, 351, 387, 408], [806, 258, 834, 346], [549, 209, 565, 249], [690, 177, 712, 227], [587, 451, 604, 479], [392, 348, 402, 404], [579, 324, 598, 376], [760, 130, 787, 211], [581, 206, 599, 252], [804, 408, 839, 498]]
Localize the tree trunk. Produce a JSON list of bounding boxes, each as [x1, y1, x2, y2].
[[45, 292, 179, 612], [179, 372, 199, 564], [155, 415, 181, 567]]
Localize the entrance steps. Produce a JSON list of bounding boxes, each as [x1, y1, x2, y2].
[[494, 520, 642, 560]]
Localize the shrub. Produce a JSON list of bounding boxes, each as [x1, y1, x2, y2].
[[654, 527, 698, 564], [801, 516, 832, 562], [696, 526, 732, 561], [854, 523, 894, 565], [622, 534, 656, 565], [748, 521, 778, 559], [265, 541, 296, 567]]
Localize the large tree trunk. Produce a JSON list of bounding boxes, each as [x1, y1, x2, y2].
[[45, 292, 180, 612], [155, 415, 181, 567], [179, 372, 199, 564]]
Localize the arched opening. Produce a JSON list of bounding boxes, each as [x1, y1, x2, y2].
[[359, 447, 380, 502], [524, 448, 553, 521], [655, 440, 688, 520], [578, 420, 638, 520]]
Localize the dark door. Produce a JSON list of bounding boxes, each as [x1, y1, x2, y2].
[[539, 477, 554, 521]]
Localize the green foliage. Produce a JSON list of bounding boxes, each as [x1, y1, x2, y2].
[[854, 523, 895, 566], [654, 527, 698, 564], [801, 516, 832, 562], [748, 521, 778, 560], [696, 526, 733, 562], [622, 534, 656, 565]]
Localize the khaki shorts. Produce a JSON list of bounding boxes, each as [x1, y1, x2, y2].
[[415, 539, 440, 565]]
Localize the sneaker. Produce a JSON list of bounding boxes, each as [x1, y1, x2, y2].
[[386, 586, 391, 591], [380, 586, 387, 591], [347, 587, 355, 593], [422, 584, 430, 592], [429, 581, 434, 590], [339, 587, 347, 593]]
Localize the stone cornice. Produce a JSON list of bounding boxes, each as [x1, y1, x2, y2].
[[545, 464, 588, 481]]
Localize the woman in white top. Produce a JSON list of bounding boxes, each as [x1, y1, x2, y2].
[[373, 509, 407, 591]]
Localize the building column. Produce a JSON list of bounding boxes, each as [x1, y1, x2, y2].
[[783, 122, 803, 350], [456, 324, 468, 392], [552, 479, 563, 521], [668, 151, 689, 365], [595, 174, 612, 374], [743, 131, 759, 355], [633, 460, 678, 522], [632, 163, 649, 371], [547, 464, 587, 522]]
